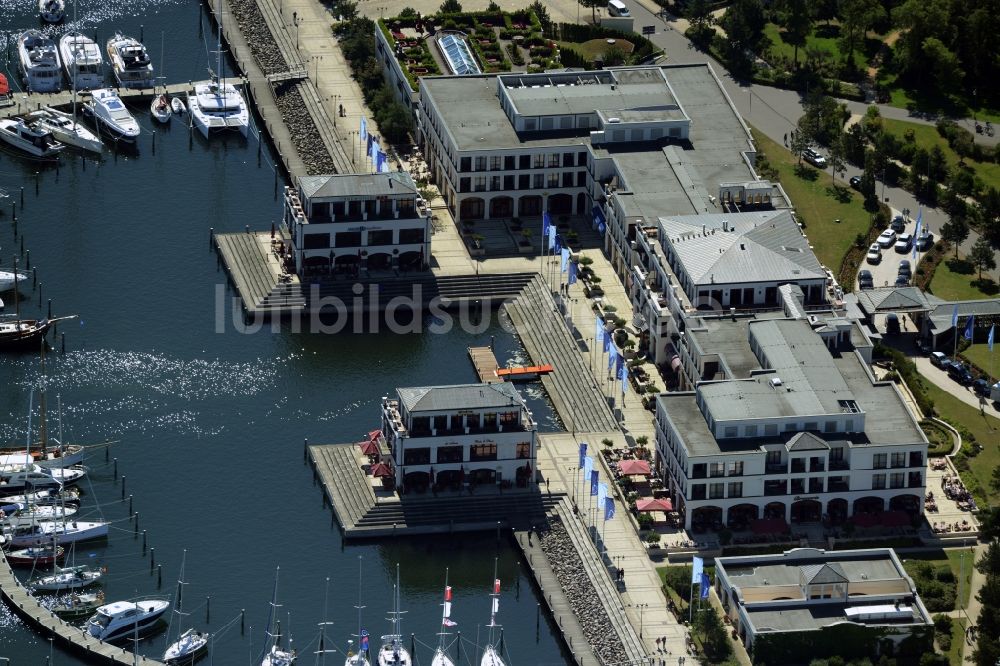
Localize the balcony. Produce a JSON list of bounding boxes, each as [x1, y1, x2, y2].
[[909, 454, 924, 468], [790, 460, 806, 474], [765, 463, 787, 475], [829, 459, 850, 471], [764, 481, 787, 496], [809, 460, 825, 473], [828, 478, 850, 492], [808, 480, 824, 494]]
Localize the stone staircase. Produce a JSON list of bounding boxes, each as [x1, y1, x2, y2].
[[215, 232, 306, 315], [304, 273, 535, 311], [505, 277, 619, 433]]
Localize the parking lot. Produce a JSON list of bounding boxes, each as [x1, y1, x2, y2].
[[856, 207, 933, 291]]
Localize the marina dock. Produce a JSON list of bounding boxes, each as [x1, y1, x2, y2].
[[0, 81, 218, 121], [468, 346, 501, 383], [0, 550, 165, 665]]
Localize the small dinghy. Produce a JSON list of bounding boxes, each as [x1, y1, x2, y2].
[[52, 590, 104, 620], [150, 93, 170, 124], [170, 97, 185, 114]]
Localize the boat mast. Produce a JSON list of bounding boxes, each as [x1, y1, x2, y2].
[[217, 0, 223, 87], [71, 0, 77, 128], [39, 344, 47, 454], [487, 559, 501, 646], [436, 569, 452, 655], [354, 555, 366, 662]]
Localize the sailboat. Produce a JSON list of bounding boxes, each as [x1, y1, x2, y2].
[[377, 565, 410, 666], [30, 562, 104, 592], [163, 550, 210, 664], [187, 0, 249, 138], [480, 569, 504, 666], [0, 258, 76, 351], [345, 557, 370, 666], [150, 33, 170, 124], [430, 574, 456, 666], [260, 567, 296, 666]]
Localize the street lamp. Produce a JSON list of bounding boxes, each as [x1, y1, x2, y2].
[[293, 11, 300, 50], [630, 602, 649, 638]]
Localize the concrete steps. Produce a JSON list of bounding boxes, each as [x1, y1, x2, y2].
[[304, 273, 534, 311], [354, 492, 562, 530]]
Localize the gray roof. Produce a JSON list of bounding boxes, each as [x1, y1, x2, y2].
[[299, 171, 418, 200], [801, 563, 847, 585], [503, 68, 683, 119], [398, 383, 524, 413], [659, 210, 823, 287], [718, 551, 904, 589], [854, 287, 943, 314], [785, 432, 829, 452], [928, 298, 1000, 333]]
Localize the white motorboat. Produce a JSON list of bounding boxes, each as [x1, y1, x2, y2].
[[106, 34, 153, 89], [39, 0, 65, 23], [150, 94, 170, 124], [6, 519, 109, 547], [26, 108, 102, 154], [171, 97, 186, 114], [17, 30, 62, 93], [0, 117, 65, 158], [30, 564, 104, 592], [86, 598, 170, 642], [0, 270, 30, 292], [378, 566, 411, 666], [85, 88, 140, 142], [0, 487, 80, 508], [59, 32, 104, 90], [0, 462, 70, 493]]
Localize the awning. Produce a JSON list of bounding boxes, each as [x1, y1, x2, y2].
[[617, 460, 651, 476], [636, 498, 672, 512], [750, 517, 788, 534], [0, 74, 8, 96]]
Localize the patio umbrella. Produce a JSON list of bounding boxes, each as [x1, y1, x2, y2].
[[617, 460, 651, 476], [368, 429, 382, 441], [370, 462, 392, 478], [636, 498, 673, 512], [359, 440, 379, 456]]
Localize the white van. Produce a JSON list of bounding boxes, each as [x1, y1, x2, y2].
[[607, 0, 630, 16]]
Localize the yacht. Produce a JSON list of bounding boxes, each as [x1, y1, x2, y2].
[[0, 269, 30, 292], [39, 0, 65, 23], [0, 462, 75, 493], [30, 564, 104, 592], [106, 34, 153, 89], [59, 32, 104, 90], [26, 108, 102, 153], [17, 30, 61, 93], [85, 88, 140, 142], [188, 80, 249, 138], [6, 519, 110, 547], [2, 502, 78, 527], [86, 599, 170, 642], [0, 117, 65, 158]]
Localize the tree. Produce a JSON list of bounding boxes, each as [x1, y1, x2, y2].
[[922, 37, 964, 97], [603, 45, 627, 66], [776, 0, 812, 67], [941, 215, 970, 257], [861, 150, 878, 207], [790, 127, 812, 167], [578, 0, 603, 23], [839, 0, 884, 66], [693, 608, 731, 661], [720, 0, 766, 79], [529, 1, 552, 36], [969, 237, 997, 280], [438, 0, 462, 14], [686, 0, 712, 28], [829, 131, 846, 185]]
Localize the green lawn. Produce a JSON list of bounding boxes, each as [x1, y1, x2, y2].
[[947, 617, 968, 665], [882, 118, 1000, 193], [763, 22, 880, 72], [880, 73, 1000, 125], [753, 126, 873, 271], [927, 251, 999, 301], [559, 38, 634, 61], [963, 343, 1000, 377], [946, 548, 976, 610], [902, 549, 973, 611], [920, 372, 1000, 503]]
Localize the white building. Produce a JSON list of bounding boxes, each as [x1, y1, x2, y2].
[[380, 383, 537, 492], [714, 547, 933, 664], [282, 171, 431, 276], [655, 316, 927, 531]]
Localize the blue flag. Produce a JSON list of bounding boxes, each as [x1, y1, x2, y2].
[[615, 351, 624, 376], [360, 116, 368, 142], [597, 482, 608, 512], [583, 456, 593, 483], [597, 221, 606, 236], [561, 248, 570, 273], [964, 314, 975, 341], [700, 573, 710, 599], [608, 344, 617, 370], [568, 261, 578, 284], [578, 442, 587, 468], [619, 357, 627, 394], [553, 233, 562, 253], [912, 208, 923, 259], [548, 225, 557, 251], [603, 333, 611, 354], [366, 133, 373, 159], [376, 150, 386, 173], [595, 317, 605, 346], [604, 496, 615, 521], [990, 324, 995, 352], [590, 469, 599, 496], [952, 305, 959, 329], [542, 211, 552, 242], [692, 556, 704, 584], [369, 139, 379, 165]]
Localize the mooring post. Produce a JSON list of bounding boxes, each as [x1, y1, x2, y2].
[[142, 532, 147, 555], [134, 511, 139, 534], [47, 299, 51, 319], [241, 609, 245, 635], [157, 564, 162, 588], [60, 332, 65, 354], [128, 494, 133, 515], [121, 475, 125, 498], [113, 457, 118, 479]]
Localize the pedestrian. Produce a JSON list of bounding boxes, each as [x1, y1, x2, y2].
[[783, 132, 788, 146], [545, 478, 550, 492]]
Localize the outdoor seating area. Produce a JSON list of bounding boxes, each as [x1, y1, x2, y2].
[[941, 475, 978, 512]]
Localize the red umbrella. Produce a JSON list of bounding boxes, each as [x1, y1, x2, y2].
[[368, 429, 382, 442], [370, 462, 392, 478], [359, 440, 379, 456], [617, 460, 651, 476], [636, 498, 673, 512]]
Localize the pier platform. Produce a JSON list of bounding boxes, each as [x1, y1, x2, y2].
[[0, 550, 165, 665], [307, 442, 560, 539], [0, 81, 222, 121], [214, 230, 306, 317], [467, 346, 501, 383]]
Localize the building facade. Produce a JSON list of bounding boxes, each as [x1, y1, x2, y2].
[[282, 172, 431, 276], [654, 316, 928, 531], [714, 547, 933, 664], [380, 382, 537, 492]]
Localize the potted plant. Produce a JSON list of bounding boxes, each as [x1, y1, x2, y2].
[[566, 230, 578, 243], [518, 227, 534, 253], [511, 217, 523, 230]]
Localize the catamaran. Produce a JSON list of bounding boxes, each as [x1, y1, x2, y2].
[[480, 569, 505, 666], [378, 565, 411, 666], [430, 574, 456, 666], [187, 4, 249, 138]]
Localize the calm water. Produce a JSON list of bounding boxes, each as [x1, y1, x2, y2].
[[0, 1, 569, 664]]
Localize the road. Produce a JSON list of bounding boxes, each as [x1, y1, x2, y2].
[[619, 0, 989, 263]]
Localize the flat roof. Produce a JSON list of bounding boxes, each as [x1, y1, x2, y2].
[[721, 555, 901, 588], [744, 604, 922, 633], [398, 382, 524, 413]]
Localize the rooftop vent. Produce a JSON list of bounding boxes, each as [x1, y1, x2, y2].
[[769, 377, 783, 388]]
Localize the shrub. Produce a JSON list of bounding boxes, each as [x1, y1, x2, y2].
[[661, 565, 693, 601]]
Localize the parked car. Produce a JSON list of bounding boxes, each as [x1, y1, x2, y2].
[[898, 260, 912, 277], [885, 313, 901, 335], [947, 362, 974, 385], [916, 230, 934, 251], [859, 270, 874, 289], [849, 176, 862, 190], [866, 243, 882, 264], [894, 275, 910, 287], [973, 378, 992, 398], [877, 229, 898, 248], [895, 233, 913, 253], [890, 215, 907, 233], [929, 351, 949, 368], [803, 148, 827, 168]]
